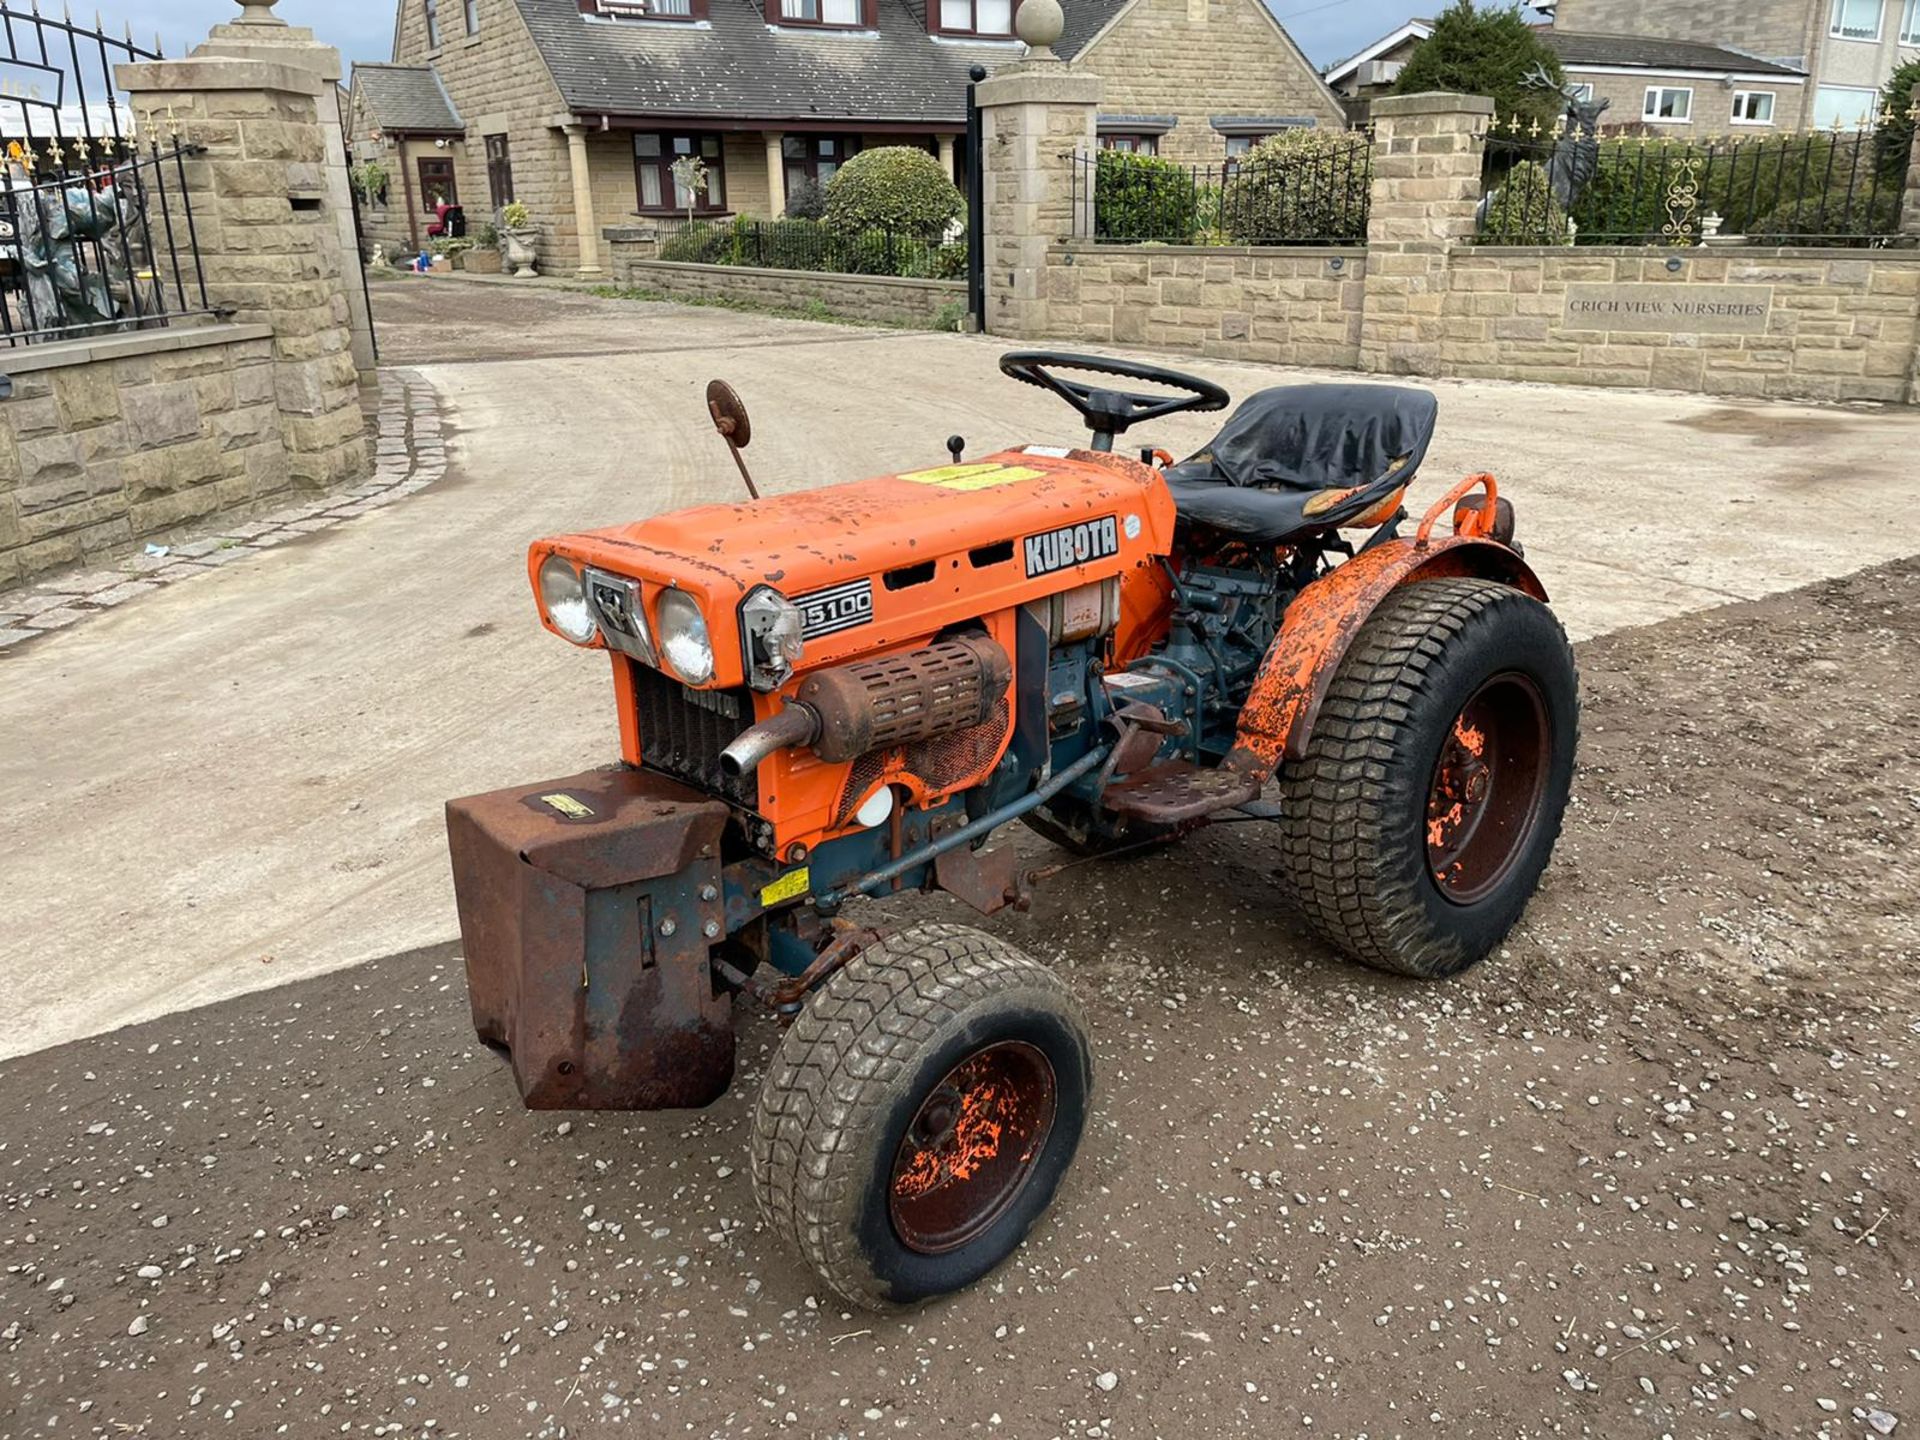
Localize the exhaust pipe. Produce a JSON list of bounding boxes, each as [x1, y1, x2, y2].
[[719, 703, 819, 778], [718, 635, 1013, 778]]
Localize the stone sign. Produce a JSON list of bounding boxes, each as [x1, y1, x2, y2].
[[1564, 283, 1773, 335]]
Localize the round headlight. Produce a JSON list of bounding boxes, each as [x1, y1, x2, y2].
[[656, 589, 715, 685], [538, 555, 598, 645]]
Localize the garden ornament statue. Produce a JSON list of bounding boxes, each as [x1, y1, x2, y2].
[[234, 0, 287, 25], [1519, 62, 1611, 210]]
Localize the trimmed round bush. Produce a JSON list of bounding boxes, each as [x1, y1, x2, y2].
[[1220, 129, 1371, 245], [823, 146, 963, 236]]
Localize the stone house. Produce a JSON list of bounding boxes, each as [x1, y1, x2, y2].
[[1548, 0, 1920, 129], [347, 0, 1344, 276], [1326, 17, 1810, 137]]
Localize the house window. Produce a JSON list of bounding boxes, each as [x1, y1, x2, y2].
[[1813, 84, 1879, 129], [1642, 86, 1692, 123], [1568, 82, 1594, 102], [1829, 0, 1883, 39], [486, 134, 514, 209], [1099, 134, 1157, 155], [424, 0, 441, 47], [1223, 134, 1269, 158], [937, 0, 1013, 35], [1731, 91, 1776, 124], [783, 135, 858, 194], [1903, 0, 1920, 43], [779, 0, 861, 24], [417, 156, 457, 211], [635, 132, 726, 213], [465, 0, 480, 32], [646, 0, 694, 13]]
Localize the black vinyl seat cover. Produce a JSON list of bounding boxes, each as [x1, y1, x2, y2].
[[1164, 384, 1439, 543]]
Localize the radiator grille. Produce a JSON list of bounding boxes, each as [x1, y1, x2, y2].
[[629, 664, 758, 809]]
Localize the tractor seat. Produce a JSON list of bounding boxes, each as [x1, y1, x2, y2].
[[1164, 384, 1439, 543]]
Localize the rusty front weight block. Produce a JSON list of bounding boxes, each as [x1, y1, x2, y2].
[[445, 767, 735, 1111]]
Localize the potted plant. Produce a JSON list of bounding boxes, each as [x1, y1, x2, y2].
[[499, 201, 538, 277], [466, 221, 504, 275]]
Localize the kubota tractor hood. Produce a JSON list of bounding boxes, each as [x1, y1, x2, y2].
[[533, 448, 1179, 687]]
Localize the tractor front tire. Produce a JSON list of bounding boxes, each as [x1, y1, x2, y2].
[[749, 923, 1092, 1310], [1276, 577, 1577, 980]]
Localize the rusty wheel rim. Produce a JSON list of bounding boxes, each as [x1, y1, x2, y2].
[[888, 1041, 1057, 1256], [1425, 673, 1550, 905]]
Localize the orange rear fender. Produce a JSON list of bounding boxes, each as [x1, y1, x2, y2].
[[1226, 535, 1547, 779]]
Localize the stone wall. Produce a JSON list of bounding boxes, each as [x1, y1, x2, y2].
[[994, 81, 1920, 405], [1047, 244, 1365, 366], [608, 253, 962, 328], [1444, 248, 1920, 402], [1078, 0, 1347, 164], [0, 326, 285, 587]]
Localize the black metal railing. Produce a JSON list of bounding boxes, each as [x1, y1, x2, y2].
[[1070, 138, 1372, 246], [0, 5, 220, 347], [1, 143, 212, 347], [652, 217, 965, 280], [1477, 120, 1908, 247]]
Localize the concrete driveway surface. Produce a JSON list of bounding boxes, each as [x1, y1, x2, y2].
[[4, 279, 1920, 1059]]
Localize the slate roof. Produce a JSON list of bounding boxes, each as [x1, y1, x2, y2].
[[510, 0, 1132, 124], [1543, 30, 1805, 78], [352, 63, 465, 133]]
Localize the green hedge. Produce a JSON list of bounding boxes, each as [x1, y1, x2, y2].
[[656, 216, 960, 279], [1480, 161, 1570, 245], [1220, 130, 1371, 245], [1094, 150, 1201, 242]]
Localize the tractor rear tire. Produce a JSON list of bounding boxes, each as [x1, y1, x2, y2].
[[1275, 577, 1577, 980], [749, 923, 1091, 1310]]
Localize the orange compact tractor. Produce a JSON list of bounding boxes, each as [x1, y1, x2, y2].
[[447, 353, 1577, 1308]]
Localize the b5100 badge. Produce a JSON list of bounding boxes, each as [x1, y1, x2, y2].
[[795, 578, 874, 638], [1024, 515, 1119, 578]]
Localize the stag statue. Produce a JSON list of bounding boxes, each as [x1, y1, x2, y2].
[[1520, 62, 1611, 209]]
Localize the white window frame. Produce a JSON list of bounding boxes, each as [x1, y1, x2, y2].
[[1568, 83, 1594, 102], [1731, 90, 1776, 125], [1829, 0, 1884, 41], [1642, 86, 1694, 124], [1813, 84, 1879, 129], [1903, 0, 1920, 44]]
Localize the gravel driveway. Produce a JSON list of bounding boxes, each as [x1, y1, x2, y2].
[[3, 556, 1913, 1440]]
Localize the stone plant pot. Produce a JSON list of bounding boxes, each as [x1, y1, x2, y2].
[[501, 227, 539, 278], [466, 247, 503, 275]]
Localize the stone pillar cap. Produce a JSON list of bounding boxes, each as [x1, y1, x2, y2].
[[1370, 91, 1496, 119]]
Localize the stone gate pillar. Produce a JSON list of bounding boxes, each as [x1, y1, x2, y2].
[[185, 0, 377, 377], [118, 43, 369, 490], [1359, 92, 1493, 377], [974, 1, 1100, 339]]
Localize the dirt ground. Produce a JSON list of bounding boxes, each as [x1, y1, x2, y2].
[[3, 556, 1914, 1440]]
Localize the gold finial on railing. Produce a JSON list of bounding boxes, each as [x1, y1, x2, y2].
[[163, 102, 180, 141]]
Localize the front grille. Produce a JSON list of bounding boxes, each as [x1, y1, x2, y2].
[[629, 664, 758, 809]]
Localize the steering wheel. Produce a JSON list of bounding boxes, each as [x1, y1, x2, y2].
[[1000, 351, 1230, 452]]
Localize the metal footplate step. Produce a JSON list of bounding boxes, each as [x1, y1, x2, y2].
[[1102, 760, 1263, 825]]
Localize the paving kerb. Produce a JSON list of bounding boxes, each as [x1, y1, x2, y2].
[[3, 281, 1918, 1060]]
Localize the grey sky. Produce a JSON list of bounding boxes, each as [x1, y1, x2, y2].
[[117, 0, 1537, 74]]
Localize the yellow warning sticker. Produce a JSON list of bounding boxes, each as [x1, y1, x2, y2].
[[899, 462, 1046, 492], [540, 792, 595, 820], [760, 867, 812, 907]]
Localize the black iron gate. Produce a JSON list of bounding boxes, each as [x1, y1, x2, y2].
[[0, 4, 213, 347], [964, 63, 986, 332]]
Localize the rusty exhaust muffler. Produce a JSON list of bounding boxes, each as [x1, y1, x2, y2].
[[720, 634, 1012, 777]]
